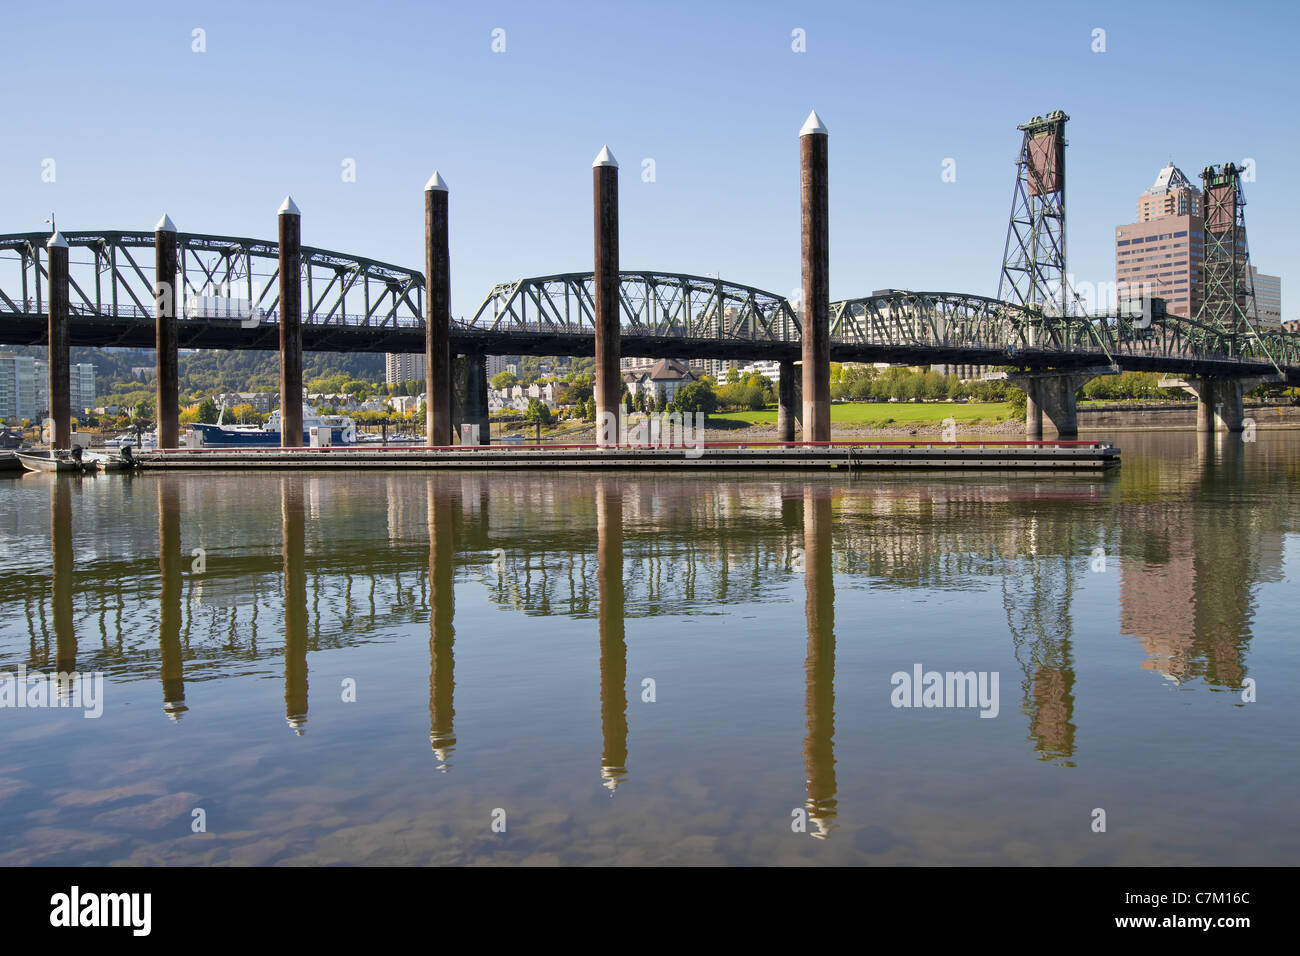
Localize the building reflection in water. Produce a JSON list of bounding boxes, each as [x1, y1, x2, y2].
[[1118, 457, 1275, 690], [596, 479, 629, 792], [426, 478, 457, 770], [802, 486, 837, 837], [282, 478, 309, 734], [157, 481, 187, 719]]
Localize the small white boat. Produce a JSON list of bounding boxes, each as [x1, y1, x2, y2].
[[83, 451, 134, 473], [16, 450, 90, 474]]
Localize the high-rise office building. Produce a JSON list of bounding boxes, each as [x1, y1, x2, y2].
[[1115, 164, 1204, 319], [1116, 163, 1277, 326]]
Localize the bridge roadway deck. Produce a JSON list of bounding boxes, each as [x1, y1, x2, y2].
[[128, 440, 1120, 472], [0, 309, 1288, 382]]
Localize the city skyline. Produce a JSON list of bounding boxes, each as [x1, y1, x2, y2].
[[2, 0, 1295, 322]]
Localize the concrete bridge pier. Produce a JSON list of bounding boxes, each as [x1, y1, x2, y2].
[[777, 359, 801, 441], [1195, 379, 1215, 433], [1036, 375, 1079, 439], [1162, 377, 1228, 433], [1007, 367, 1112, 439], [593, 146, 620, 447], [1160, 375, 1279, 433], [277, 197, 304, 448], [46, 231, 71, 450], [453, 354, 490, 444], [800, 111, 831, 442], [425, 173, 452, 446], [1214, 380, 1245, 434], [154, 215, 179, 449], [1024, 386, 1043, 440]]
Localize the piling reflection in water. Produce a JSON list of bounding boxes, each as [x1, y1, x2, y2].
[[282, 478, 308, 734], [157, 481, 187, 719], [596, 479, 629, 792], [426, 478, 457, 770], [802, 485, 838, 837], [50, 478, 75, 677]]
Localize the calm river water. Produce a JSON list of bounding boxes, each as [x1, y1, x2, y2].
[[1, 430, 1297, 865]]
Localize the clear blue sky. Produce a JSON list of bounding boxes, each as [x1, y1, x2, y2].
[[3, 0, 1296, 320]]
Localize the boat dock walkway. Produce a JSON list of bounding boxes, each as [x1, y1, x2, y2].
[[130, 440, 1120, 471]]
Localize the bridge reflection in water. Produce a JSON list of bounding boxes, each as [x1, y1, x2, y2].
[[7, 438, 1293, 845]]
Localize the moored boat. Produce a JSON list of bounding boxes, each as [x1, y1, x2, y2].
[[16, 450, 91, 474], [188, 404, 357, 448], [83, 451, 135, 473]]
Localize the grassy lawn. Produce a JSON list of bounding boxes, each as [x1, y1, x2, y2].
[[711, 401, 1015, 428]]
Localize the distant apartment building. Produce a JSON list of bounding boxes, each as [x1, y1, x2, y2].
[[0, 354, 40, 421], [486, 355, 517, 378], [385, 352, 425, 385], [1247, 265, 1283, 331], [1115, 164, 1204, 319], [700, 359, 741, 380], [70, 363, 96, 413], [0, 356, 92, 420], [736, 361, 781, 381]]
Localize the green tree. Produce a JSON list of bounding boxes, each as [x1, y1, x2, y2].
[[525, 398, 551, 426], [672, 380, 718, 415], [566, 375, 594, 405], [491, 370, 518, 390]]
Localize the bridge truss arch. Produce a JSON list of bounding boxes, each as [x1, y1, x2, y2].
[[465, 271, 801, 344], [0, 230, 424, 334]]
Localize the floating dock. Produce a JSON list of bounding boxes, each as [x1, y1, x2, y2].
[[131, 440, 1119, 471]]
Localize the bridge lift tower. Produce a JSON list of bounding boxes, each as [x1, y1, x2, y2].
[[1194, 163, 1263, 358], [997, 111, 1073, 333]]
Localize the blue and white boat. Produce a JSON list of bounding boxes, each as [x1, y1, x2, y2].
[[188, 405, 357, 447]]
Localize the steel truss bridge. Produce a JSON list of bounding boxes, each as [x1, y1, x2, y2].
[[2, 231, 1298, 383]]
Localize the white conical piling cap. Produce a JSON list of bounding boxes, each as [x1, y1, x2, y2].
[[592, 145, 618, 168], [155, 213, 177, 233], [800, 109, 828, 136], [425, 171, 448, 192], [47, 230, 68, 249], [278, 195, 301, 216]]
